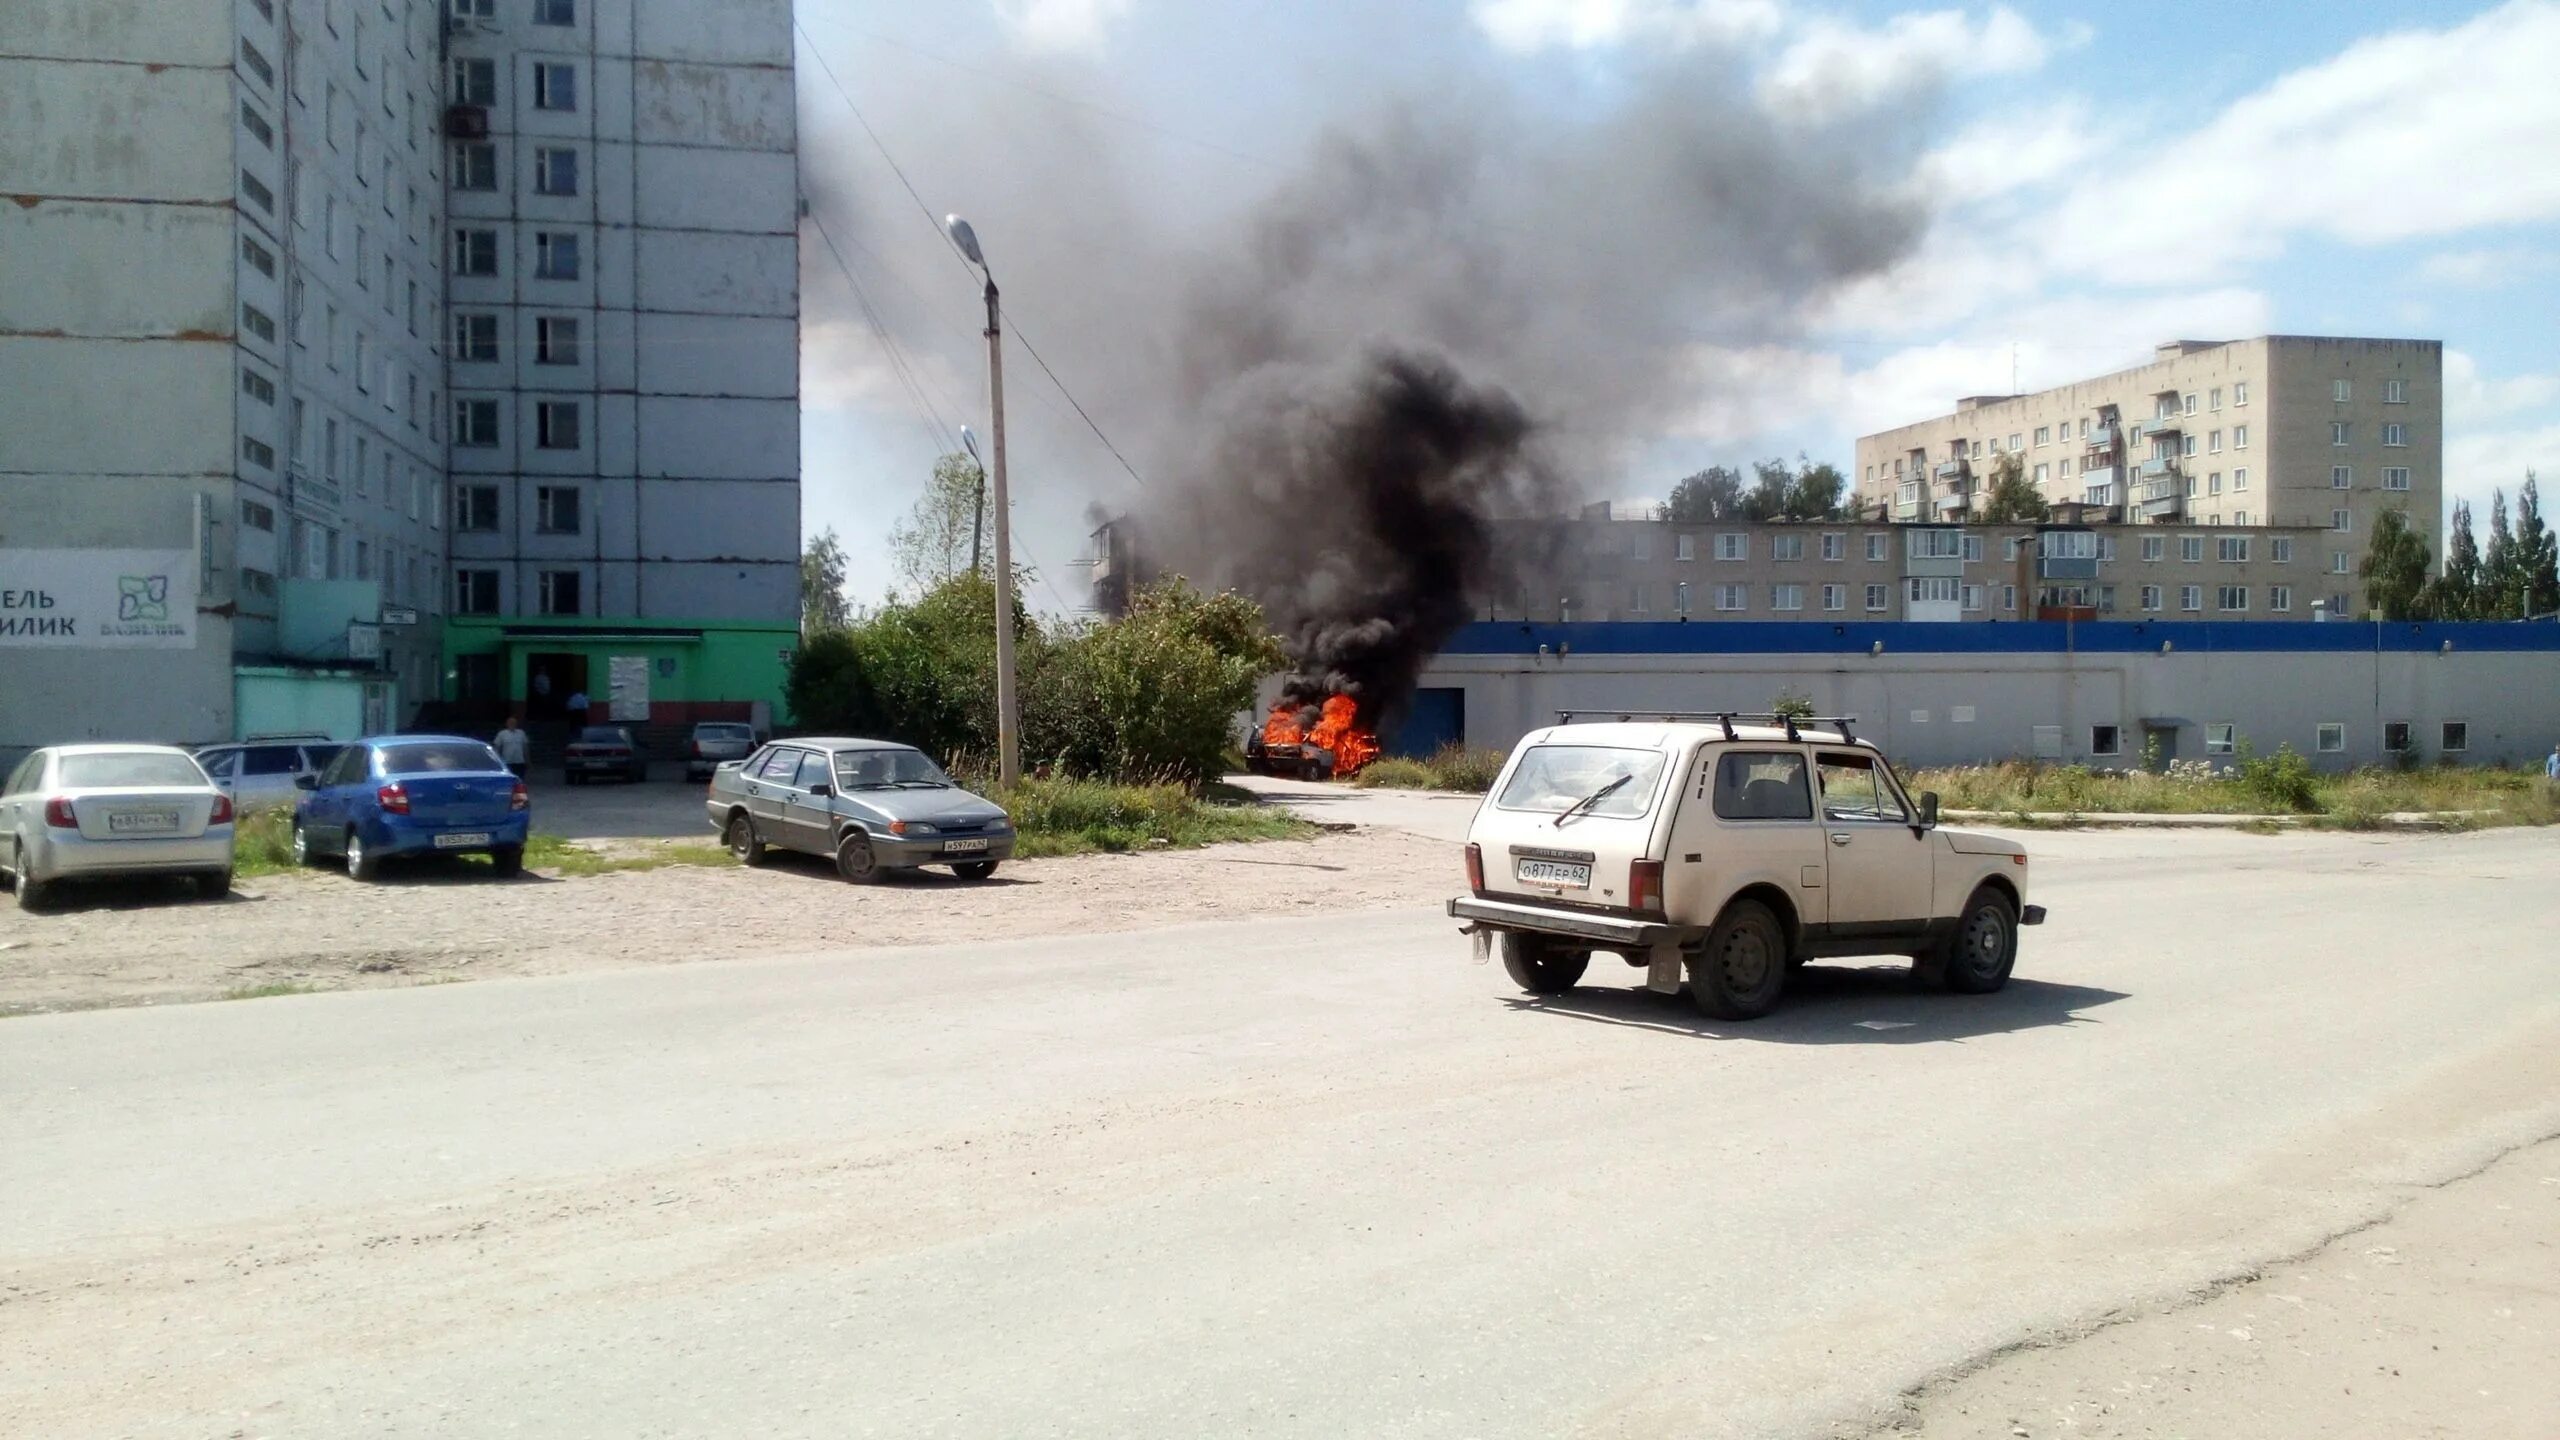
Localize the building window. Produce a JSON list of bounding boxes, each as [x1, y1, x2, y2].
[[537, 486, 582, 534], [353, 436, 370, 494], [2233, 424, 2249, 450], [2441, 722, 2468, 753], [1629, 531, 1652, 563], [2332, 421, 2351, 446], [2003, 537, 2021, 562], [2000, 584, 2016, 612], [455, 485, 499, 532], [2330, 550, 2351, 574], [1674, 533, 1695, 562], [535, 231, 580, 279], [451, 57, 495, 105], [2217, 585, 2249, 612], [2233, 380, 2249, 407], [1822, 583, 1845, 611], [2331, 465, 2352, 490], [2382, 467, 2411, 491], [454, 312, 499, 362], [1714, 533, 1747, 561], [241, 38, 275, 85], [453, 142, 498, 191], [534, 0, 576, 22], [2177, 536, 2201, 563], [240, 101, 275, 150], [2333, 379, 2352, 403], [241, 435, 276, 470], [1865, 533, 1887, 562], [1864, 583, 1888, 612], [2208, 472, 2223, 496], [2270, 537, 2292, 564], [2180, 585, 2203, 612], [2090, 725, 2121, 757], [455, 568, 500, 614], [2218, 536, 2249, 563], [2182, 434, 2198, 459], [2383, 722, 2410, 754], [1771, 534, 1803, 562], [2232, 467, 2249, 492], [2138, 536, 2162, 562], [1906, 529, 1962, 561], [453, 398, 500, 447], [1961, 584, 1984, 612], [2033, 425, 2049, 447], [451, 0, 496, 20], [2206, 723, 2236, 755], [241, 304, 276, 343], [533, 63, 578, 111], [2314, 722, 2349, 754], [1820, 532, 1844, 561], [2139, 585, 2162, 612], [534, 147, 580, 196], [537, 316, 581, 365], [2009, 432, 2023, 450], [241, 367, 277, 406], [1673, 582, 1691, 615], [1771, 583, 1804, 611], [1624, 583, 1648, 615], [2269, 585, 2292, 612], [454, 228, 499, 276], [2382, 422, 2408, 447], [2333, 509, 2353, 533], [537, 401, 581, 450], [538, 570, 583, 616], [241, 234, 277, 278], [2383, 378, 2407, 404], [1714, 583, 1747, 612], [2208, 429, 2224, 455]]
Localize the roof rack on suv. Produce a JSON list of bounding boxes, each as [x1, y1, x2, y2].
[[1553, 710, 1859, 744]]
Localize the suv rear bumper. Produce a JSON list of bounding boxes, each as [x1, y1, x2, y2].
[[1447, 895, 1688, 949]]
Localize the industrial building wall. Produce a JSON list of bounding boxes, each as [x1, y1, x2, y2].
[[1418, 622, 2560, 770]]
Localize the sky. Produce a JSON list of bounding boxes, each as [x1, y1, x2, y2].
[[793, 0, 2560, 609]]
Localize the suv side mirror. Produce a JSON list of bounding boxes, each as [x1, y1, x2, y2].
[[294, 773, 319, 790], [1917, 791, 1940, 829], [807, 783, 832, 798]]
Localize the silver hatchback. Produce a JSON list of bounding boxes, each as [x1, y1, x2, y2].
[[1, 745, 237, 910]]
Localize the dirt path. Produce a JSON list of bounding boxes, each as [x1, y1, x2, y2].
[[0, 828, 1456, 1015]]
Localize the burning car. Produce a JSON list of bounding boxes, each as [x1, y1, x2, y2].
[[1246, 694, 1381, 781]]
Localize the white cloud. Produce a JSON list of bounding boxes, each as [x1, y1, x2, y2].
[[2445, 422, 2560, 525], [2417, 246, 2554, 289], [1469, 0, 1784, 53], [1918, 99, 2102, 200], [2443, 349, 2560, 427], [1760, 6, 2061, 119], [800, 317, 978, 427], [989, 0, 1135, 55], [2038, 0, 2560, 286]]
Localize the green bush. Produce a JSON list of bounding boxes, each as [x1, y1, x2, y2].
[[1351, 757, 1437, 790], [994, 775, 1307, 856], [2237, 743, 2319, 812]]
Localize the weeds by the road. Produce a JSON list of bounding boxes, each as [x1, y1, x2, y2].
[[1000, 776, 1310, 857], [1354, 744, 1507, 794], [224, 981, 322, 1001], [1913, 756, 2557, 827], [232, 807, 298, 878]]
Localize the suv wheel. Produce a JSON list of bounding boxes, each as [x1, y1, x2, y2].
[[1500, 933, 1590, 994], [1689, 899, 1788, 1020], [1928, 886, 2017, 994], [835, 831, 882, 884]]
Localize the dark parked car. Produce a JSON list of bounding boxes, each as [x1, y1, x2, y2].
[[684, 721, 759, 781], [704, 738, 1014, 882], [564, 725, 648, 784], [291, 736, 530, 880]]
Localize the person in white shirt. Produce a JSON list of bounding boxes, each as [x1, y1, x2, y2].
[[567, 689, 589, 720], [493, 716, 530, 777]]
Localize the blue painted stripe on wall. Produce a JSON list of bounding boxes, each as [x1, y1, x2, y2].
[[1440, 620, 2560, 657]]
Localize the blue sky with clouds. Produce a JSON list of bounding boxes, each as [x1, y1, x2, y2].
[[795, 0, 2560, 606]]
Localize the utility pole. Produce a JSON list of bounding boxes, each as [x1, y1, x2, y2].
[[946, 217, 1020, 788]]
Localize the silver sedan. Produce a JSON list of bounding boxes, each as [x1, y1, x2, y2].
[[0, 745, 236, 911]]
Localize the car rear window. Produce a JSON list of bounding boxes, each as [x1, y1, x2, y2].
[[576, 727, 627, 744], [378, 742, 504, 774], [1494, 745, 1668, 819], [698, 724, 753, 741], [60, 752, 206, 788]]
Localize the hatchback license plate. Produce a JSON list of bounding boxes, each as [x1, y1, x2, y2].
[[108, 809, 181, 835], [942, 837, 991, 853], [434, 832, 492, 849], [1516, 858, 1590, 888]]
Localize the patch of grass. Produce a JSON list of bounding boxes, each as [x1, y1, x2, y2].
[[231, 807, 299, 878], [224, 981, 323, 1001], [996, 775, 1312, 858], [1353, 744, 1508, 793], [464, 834, 734, 877], [1914, 760, 2557, 828]]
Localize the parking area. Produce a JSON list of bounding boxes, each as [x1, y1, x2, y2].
[[515, 763, 712, 841]]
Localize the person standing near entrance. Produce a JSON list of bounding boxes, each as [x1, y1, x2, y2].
[[567, 687, 589, 722], [531, 670, 553, 707], [494, 716, 530, 778]]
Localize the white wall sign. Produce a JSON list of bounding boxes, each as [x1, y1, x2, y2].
[[608, 654, 650, 721], [0, 549, 197, 648]]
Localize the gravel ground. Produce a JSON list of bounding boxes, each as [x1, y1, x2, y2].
[[0, 827, 1456, 1015]]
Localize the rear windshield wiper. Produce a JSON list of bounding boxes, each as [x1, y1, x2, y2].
[[1554, 773, 1632, 827]]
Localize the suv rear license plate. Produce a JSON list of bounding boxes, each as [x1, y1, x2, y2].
[[1516, 858, 1590, 888], [108, 809, 181, 835], [942, 837, 990, 853], [434, 832, 492, 849]]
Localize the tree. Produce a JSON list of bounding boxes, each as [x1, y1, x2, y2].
[[1786, 459, 1848, 521], [2480, 489, 2520, 619], [1977, 451, 2047, 524], [2515, 472, 2560, 618], [2358, 508, 2433, 621], [1665, 466, 1742, 523], [2427, 500, 2480, 620], [799, 528, 852, 636], [1739, 459, 1794, 522], [886, 452, 988, 596]]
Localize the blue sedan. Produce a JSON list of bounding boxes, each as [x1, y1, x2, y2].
[[291, 735, 531, 880]]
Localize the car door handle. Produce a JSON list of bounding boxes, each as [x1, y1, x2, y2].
[[1829, 832, 1852, 846]]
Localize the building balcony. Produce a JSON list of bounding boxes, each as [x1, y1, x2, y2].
[[2084, 424, 2119, 450], [2137, 455, 2180, 479], [2135, 477, 2184, 519], [1933, 459, 1970, 480], [2080, 464, 2120, 492], [2134, 417, 2181, 441], [1935, 488, 1974, 518]]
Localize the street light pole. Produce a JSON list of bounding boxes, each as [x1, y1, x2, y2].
[[946, 216, 1020, 789], [960, 425, 985, 579]]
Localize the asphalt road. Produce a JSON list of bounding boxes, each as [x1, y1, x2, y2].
[[5, 821, 2558, 1438]]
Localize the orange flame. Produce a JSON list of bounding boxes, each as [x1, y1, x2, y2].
[[1263, 695, 1380, 777]]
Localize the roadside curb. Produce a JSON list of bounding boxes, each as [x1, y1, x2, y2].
[[1945, 808, 2479, 831]]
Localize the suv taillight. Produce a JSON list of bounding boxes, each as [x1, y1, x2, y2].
[[377, 782, 410, 815], [42, 797, 77, 829], [509, 781, 529, 812], [209, 794, 234, 825], [1629, 858, 1665, 914], [1464, 842, 1485, 893]]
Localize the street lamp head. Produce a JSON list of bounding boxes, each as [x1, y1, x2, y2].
[[959, 425, 981, 462], [944, 214, 986, 268]]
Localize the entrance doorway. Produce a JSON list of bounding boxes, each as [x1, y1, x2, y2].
[[525, 652, 590, 722]]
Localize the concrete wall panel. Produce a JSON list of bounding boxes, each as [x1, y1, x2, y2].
[[634, 477, 796, 560], [0, 61, 234, 201], [0, 201, 236, 335], [631, 0, 792, 67], [0, 338, 231, 475], [0, 0, 234, 67], [632, 147, 796, 235], [635, 313, 797, 398], [636, 396, 796, 479], [634, 230, 796, 315], [633, 61, 795, 151]]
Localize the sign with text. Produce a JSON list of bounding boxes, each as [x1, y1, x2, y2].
[[0, 549, 197, 648], [608, 654, 650, 721]]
